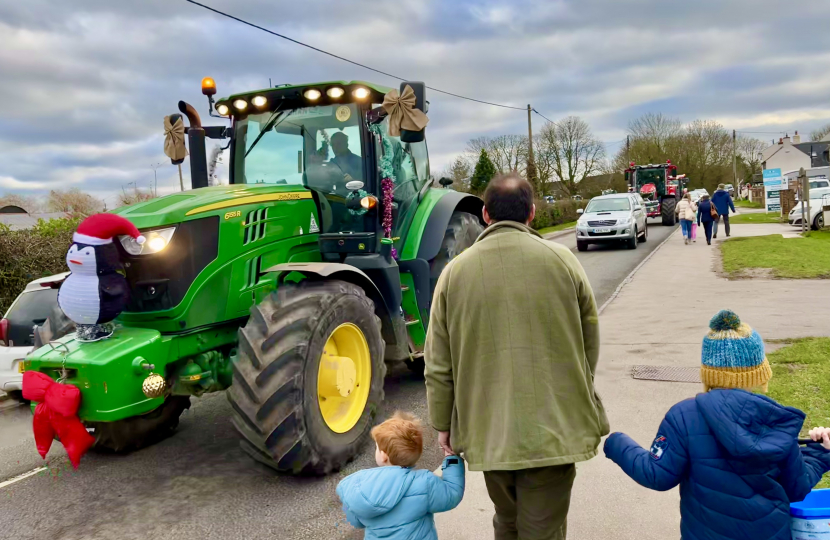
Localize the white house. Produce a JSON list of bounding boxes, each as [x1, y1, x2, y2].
[[761, 131, 830, 176]]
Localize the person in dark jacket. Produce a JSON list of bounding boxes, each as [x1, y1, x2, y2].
[[604, 310, 830, 540], [696, 194, 716, 245], [711, 184, 736, 238]]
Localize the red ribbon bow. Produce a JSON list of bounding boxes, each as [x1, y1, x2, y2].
[[22, 371, 94, 468]]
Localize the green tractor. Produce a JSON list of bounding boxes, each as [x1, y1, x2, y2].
[[25, 79, 484, 474]]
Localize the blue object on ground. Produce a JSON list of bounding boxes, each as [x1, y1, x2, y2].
[[791, 489, 830, 539]]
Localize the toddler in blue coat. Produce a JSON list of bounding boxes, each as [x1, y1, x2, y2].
[[336, 411, 465, 540], [605, 310, 830, 540]]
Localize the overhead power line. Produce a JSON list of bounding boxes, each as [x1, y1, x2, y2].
[[184, 0, 526, 110]]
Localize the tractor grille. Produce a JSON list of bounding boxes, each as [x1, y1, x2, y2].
[[243, 208, 268, 245], [587, 220, 617, 226]]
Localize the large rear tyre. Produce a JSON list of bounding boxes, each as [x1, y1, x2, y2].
[[406, 211, 483, 374], [88, 396, 191, 452], [229, 280, 385, 475], [661, 198, 677, 226]]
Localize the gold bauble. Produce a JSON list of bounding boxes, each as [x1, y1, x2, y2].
[[142, 373, 166, 398]]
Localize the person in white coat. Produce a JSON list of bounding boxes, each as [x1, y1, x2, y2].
[[675, 193, 697, 245]]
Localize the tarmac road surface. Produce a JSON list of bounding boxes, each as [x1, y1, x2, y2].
[[0, 219, 676, 540]]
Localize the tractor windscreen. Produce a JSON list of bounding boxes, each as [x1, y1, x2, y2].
[[233, 103, 365, 188], [635, 168, 666, 192]]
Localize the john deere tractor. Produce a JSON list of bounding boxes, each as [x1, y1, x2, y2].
[[25, 79, 484, 474], [625, 161, 686, 225]]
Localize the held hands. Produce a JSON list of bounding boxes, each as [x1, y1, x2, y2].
[[808, 427, 830, 450], [438, 431, 454, 457]]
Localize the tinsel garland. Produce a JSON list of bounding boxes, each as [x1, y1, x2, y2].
[[371, 124, 398, 259]]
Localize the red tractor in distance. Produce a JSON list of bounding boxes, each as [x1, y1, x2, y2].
[[625, 161, 686, 226]]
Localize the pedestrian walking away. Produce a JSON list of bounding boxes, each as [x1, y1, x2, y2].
[[675, 193, 697, 245], [425, 173, 608, 540], [711, 183, 736, 238], [696, 193, 716, 245], [604, 310, 830, 540]]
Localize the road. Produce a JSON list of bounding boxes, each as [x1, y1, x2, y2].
[[0, 219, 677, 540]]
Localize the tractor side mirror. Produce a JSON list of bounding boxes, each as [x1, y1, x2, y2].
[[438, 177, 453, 188], [400, 81, 426, 143]]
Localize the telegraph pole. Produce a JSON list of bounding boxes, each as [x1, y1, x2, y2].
[[526, 104, 539, 195], [732, 129, 738, 191], [626, 135, 630, 165]]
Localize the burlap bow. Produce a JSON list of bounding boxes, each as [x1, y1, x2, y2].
[[22, 371, 95, 468], [164, 115, 188, 163], [382, 85, 429, 137]]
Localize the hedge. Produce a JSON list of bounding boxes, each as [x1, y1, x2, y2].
[[531, 199, 586, 230], [0, 217, 81, 314]]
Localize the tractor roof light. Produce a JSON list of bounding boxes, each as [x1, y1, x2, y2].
[[233, 99, 248, 111], [252, 95, 268, 108], [201, 77, 217, 96], [303, 89, 322, 101], [216, 104, 229, 116], [326, 86, 345, 98], [352, 87, 370, 100]]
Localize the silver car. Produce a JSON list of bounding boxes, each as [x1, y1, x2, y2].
[[575, 193, 648, 251]]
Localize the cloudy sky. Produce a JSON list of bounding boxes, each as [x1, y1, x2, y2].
[[2, 0, 829, 205]]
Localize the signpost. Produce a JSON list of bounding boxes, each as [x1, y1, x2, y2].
[[762, 168, 784, 214]]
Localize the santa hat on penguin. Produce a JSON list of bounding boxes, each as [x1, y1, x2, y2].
[[73, 213, 145, 246]]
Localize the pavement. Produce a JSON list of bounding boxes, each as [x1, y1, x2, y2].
[[436, 219, 830, 539], [0, 220, 677, 540]]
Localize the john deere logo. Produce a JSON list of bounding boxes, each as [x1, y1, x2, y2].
[[358, 243, 365, 250]]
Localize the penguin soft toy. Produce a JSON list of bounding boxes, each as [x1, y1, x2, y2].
[[58, 214, 144, 341]]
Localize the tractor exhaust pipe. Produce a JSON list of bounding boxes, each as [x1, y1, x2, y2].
[[178, 101, 209, 190]]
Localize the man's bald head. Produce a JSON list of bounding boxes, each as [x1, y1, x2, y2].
[[483, 173, 535, 224]]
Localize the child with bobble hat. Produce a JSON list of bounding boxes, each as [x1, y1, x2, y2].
[[604, 310, 830, 540]]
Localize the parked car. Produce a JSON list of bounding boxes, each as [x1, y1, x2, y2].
[[0, 272, 68, 396], [725, 184, 735, 196], [543, 195, 556, 204], [575, 193, 648, 251], [788, 187, 830, 230], [571, 194, 583, 201]]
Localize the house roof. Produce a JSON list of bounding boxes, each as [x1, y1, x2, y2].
[[794, 141, 830, 167]]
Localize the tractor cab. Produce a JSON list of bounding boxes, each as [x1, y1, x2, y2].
[[625, 161, 684, 225]]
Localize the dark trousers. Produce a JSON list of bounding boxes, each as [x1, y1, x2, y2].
[[702, 221, 713, 243], [483, 464, 576, 540], [713, 214, 730, 237]]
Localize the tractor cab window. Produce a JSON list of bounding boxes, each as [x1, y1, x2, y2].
[[373, 115, 429, 238]]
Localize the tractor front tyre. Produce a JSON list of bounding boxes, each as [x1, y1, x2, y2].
[[88, 395, 191, 453], [229, 280, 385, 475], [661, 198, 677, 226]]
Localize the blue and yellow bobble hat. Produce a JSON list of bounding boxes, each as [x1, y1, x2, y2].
[[701, 310, 772, 392]]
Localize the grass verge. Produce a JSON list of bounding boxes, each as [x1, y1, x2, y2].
[[720, 231, 830, 278], [537, 221, 577, 235], [766, 337, 830, 488], [735, 199, 764, 209], [729, 212, 784, 224]]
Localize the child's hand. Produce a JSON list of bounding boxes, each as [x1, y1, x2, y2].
[[808, 427, 830, 450]]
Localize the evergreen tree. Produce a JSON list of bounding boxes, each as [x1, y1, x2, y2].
[[470, 149, 497, 194]]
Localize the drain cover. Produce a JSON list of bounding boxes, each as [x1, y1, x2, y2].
[[631, 365, 700, 383]]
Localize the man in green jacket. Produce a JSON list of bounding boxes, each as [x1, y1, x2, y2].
[[425, 174, 609, 540]]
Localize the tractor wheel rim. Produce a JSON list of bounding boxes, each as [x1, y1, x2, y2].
[[317, 323, 371, 433]]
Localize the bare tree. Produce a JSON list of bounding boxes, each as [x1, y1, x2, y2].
[[0, 193, 43, 213], [117, 186, 156, 207], [680, 120, 732, 190], [466, 135, 527, 174], [810, 123, 830, 142], [46, 188, 103, 216], [737, 136, 766, 181], [537, 116, 605, 196]]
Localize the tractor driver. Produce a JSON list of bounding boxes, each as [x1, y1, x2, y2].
[[328, 132, 363, 182]]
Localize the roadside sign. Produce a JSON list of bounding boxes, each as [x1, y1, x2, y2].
[[762, 168, 784, 214]]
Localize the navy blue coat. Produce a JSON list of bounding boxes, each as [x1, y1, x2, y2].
[[697, 200, 716, 224], [711, 189, 736, 216], [604, 390, 830, 540]]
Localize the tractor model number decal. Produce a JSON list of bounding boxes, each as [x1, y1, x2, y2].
[[185, 192, 312, 216], [224, 210, 241, 220]]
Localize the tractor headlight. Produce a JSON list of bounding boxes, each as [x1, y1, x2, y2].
[[233, 99, 248, 111], [120, 227, 177, 256], [352, 87, 370, 100], [216, 104, 229, 116]]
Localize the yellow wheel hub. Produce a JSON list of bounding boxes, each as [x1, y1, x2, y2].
[[317, 323, 372, 433]]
